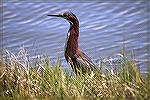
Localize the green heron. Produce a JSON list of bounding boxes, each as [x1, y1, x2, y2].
[[48, 11, 97, 75]]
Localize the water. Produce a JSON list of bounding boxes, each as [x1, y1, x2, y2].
[[0, 1, 149, 73]]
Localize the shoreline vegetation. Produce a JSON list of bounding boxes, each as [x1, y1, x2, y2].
[[0, 49, 149, 99]]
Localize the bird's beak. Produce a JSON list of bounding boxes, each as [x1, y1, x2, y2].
[[47, 14, 63, 18]]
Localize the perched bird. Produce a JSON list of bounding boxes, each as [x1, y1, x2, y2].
[[48, 11, 97, 75]]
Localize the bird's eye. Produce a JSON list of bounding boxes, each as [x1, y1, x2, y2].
[[63, 13, 67, 16]]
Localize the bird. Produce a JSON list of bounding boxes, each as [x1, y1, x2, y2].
[[48, 11, 97, 75]]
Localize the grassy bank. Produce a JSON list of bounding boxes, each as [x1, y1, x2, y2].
[[0, 49, 149, 99]]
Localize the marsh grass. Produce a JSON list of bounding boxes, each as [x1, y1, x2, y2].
[[0, 49, 149, 99]]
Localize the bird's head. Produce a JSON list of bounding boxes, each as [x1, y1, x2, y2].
[[48, 11, 78, 25]]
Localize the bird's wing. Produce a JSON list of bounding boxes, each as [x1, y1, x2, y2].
[[74, 50, 96, 72]]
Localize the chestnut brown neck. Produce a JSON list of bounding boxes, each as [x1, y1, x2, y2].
[[65, 18, 79, 58]]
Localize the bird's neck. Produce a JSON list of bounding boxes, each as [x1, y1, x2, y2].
[[65, 21, 79, 57]]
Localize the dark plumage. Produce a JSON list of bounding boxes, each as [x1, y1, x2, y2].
[[48, 11, 97, 75]]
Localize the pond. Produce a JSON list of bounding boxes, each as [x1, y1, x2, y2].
[[1, 1, 149, 74]]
